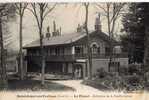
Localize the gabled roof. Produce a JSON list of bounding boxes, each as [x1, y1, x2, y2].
[[23, 31, 117, 49]]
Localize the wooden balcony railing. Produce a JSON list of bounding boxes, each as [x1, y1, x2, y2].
[[75, 53, 128, 59], [26, 52, 128, 62]]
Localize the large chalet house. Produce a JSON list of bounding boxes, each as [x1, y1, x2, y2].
[[23, 15, 128, 79]]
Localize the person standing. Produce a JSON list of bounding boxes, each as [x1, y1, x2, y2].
[[74, 68, 78, 79], [78, 68, 82, 79]]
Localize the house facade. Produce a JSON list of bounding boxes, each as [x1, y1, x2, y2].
[[23, 15, 128, 79]]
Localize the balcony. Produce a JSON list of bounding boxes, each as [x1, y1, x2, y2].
[[75, 53, 128, 59], [26, 52, 128, 62]]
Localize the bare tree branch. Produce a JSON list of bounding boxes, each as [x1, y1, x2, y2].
[[96, 4, 107, 13], [43, 3, 56, 19], [28, 3, 56, 85], [30, 3, 41, 31]]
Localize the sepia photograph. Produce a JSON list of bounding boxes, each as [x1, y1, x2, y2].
[[0, 2, 149, 99]]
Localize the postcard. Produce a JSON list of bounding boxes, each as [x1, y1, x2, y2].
[[0, 1, 149, 100]]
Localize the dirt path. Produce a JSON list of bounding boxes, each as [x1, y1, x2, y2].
[[52, 80, 103, 93]]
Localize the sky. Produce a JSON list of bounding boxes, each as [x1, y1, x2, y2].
[[7, 3, 123, 50]]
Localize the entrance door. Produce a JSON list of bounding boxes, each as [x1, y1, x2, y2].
[[74, 64, 83, 79]]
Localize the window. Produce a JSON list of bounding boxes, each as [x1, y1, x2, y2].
[[45, 48, 49, 55], [35, 50, 39, 56], [105, 47, 110, 55], [28, 50, 34, 56], [75, 47, 81, 54], [90, 43, 100, 54], [92, 44, 98, 54], [28, 50, 32, 56], [75, 46, 83, 55], [55, 48, 60, 55], [50, 48, 53, 55], [61, 48, 64, 55], [113, 46, 121, 54]]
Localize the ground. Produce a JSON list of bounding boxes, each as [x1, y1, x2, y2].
[[8, 79, 75, 91], [5, 73, 105, 92], [53, 80, 102, 93], [7, 79, 103, 93], [2, 76, 145, 100]]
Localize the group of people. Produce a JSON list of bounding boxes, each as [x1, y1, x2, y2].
[[74, 68, 82, 79]]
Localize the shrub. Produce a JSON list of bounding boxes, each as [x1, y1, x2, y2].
[[119, 66, 128, 76], [142, 65, 149, 73], [96, 68, 107, 78], [124, 74, 144, 90], [128, 64, 140, 75], [0, 80, 7, 90], [127, 75, 140, 84]]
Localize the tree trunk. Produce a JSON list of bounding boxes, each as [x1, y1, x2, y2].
[[39, 26, 45, 85], [144, 26, 149, 65], [84, 3, 92, 78], [107, 8, 113, 72], [19, 14, 24, 80], [0, 18, 7, 89]]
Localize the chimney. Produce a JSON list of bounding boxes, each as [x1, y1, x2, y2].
[[46, 26, 51, 40], [56, 29, 59, 36], [95, 13, 101, 31], [52, 21, 57, 36], [53, 20, 56, 32], [77, 24, 82, 32], [59, 27, 62, 35]]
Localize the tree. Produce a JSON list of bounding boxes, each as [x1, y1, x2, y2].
[[121, 3, 149, 64], [121, 3, 142, 64], [96, 3, 126, 71], [15, 3, 28, 80], [83, 3, 92, 78], [138, 3, 149, 65], [0, 4, 15, 89], [28, 3, 56, 85]]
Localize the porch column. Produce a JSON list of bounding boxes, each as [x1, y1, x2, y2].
[[72, 46, 75, 55], [82, 63, 86, 79], [16, 60, 18, 73], [87, 60, 90, 78], [85, 62, 88, 78], [66, 63, 68, 73], [72, 62, 75, 78], [62, 63, 65, 73]]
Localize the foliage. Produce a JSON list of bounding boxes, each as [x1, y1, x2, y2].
[[96, 68, 108, 78], [128, 64, 140, 75], [0, 80, 7, 90], [119, 66, 129, 75], [124, 74, 144, 91], [0, 4, 16, 89], [87, 66, 146, 91], [121, 3, 149, 63]]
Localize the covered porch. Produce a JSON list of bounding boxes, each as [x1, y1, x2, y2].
[[26, 59, 88, 79]]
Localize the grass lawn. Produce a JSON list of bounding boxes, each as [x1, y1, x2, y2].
[[7, 79, 75, 91]]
